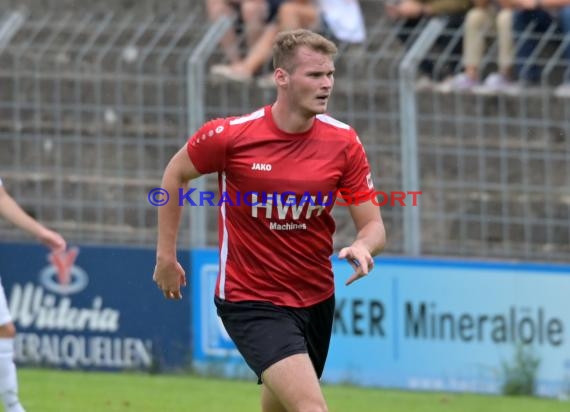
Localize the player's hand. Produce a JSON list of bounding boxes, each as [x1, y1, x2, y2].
[[38, 228, 67, 253], [338, 246, 374, 286], [153, 259, 187, 300]]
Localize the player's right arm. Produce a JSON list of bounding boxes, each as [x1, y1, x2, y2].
[[153, 146, 202, 300], [153, 117, 230, 300], [0, 184, 66, 253]]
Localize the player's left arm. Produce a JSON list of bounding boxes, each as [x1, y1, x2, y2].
[[339, 200, 386, 286], [0, 185, 66, 252]]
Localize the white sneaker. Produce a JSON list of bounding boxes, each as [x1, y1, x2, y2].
[[501, 81, 525, 96], [554, 83, 570, 98], [209, 64, 252, 83], [434, 73, 478, 93], [473, 73, 514, 95], [415, 75, 434, 91], [256, 73, 274, 89]]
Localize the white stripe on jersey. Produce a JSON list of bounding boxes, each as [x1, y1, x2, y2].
[[229, 108, 265, 125], [218, 172, 229, 299], [316, 114, 350, 130]]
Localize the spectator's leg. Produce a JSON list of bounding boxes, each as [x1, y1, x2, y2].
[[422, 14, 464, 80], [513, 9, 552, 83], [559, 6, 570, 82], [496, 8, 513, 80], [241, 0, 270, 48], [396, 19, 429, 75], [463, 7, 494, 81], [209, 1, 282, 82], [239, 23, 280, 75], [207, 0, 241, 64], [398, 18, 422, 49], [217, 0, 321, 80], [211, 21, 280, 82], [437, 13, 466, 79], [278, 1, 319, 31]]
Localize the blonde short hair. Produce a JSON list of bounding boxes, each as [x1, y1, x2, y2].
[[272, 29, 338, 73]]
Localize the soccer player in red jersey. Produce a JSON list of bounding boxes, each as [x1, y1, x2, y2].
[[153, 29, 385, 412]]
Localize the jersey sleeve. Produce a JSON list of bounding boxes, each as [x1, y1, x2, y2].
[[186, 118, 231, 174], [340, 130, 375, 195]]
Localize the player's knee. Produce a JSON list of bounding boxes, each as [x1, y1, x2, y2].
[[0, 322, 16, 338]]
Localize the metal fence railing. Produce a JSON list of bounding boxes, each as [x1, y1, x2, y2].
[[400, 15, 569, 261], [0, 7, 210, 247], [0, 3, 568, 262]]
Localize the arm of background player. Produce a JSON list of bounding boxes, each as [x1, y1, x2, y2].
[[339, 199, 386, 286], [0, 185, 66, 252], [153, 146, 202, 299]]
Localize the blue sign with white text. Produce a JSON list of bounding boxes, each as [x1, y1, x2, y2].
[[191, 250, 570, 397], [190, 249, 253, 378], [0, 242, 190, 372], [326, 259, 570, 397]]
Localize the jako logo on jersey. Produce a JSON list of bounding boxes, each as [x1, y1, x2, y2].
[[251, 162, 272, 171], [39, 247, 88, 295]]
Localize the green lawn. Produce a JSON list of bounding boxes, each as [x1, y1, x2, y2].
[[19, 368, 569, 412]]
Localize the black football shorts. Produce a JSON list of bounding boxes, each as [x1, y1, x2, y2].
[[214, 294, 335, 383]]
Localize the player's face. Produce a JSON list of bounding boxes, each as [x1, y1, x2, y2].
[[286, 47, 334, 116]]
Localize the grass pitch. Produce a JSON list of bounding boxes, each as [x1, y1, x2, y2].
[[20, 368, 568, 411]]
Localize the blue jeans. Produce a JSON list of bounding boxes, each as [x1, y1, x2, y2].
[[398, 14, 465, 80], [561, 7, 570, 83], [514, 7, 570, 83]]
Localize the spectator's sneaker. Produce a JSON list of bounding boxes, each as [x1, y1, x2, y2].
[[435, 73, 478, 93], [554, 83, 570, 98], [210, 64, 252, 84], [473, 72, 513, 94], [501, 81, 526, 96], [256, 73, 275, 89], [415, 75, 434, 91]]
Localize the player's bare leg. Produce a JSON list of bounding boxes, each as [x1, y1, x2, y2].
[[0, 323, 25, 412], [261, 385, 287, 412], [261, 353, 328, 412]]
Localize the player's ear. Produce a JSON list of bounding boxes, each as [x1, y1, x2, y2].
[[274, 68, 288, 87]]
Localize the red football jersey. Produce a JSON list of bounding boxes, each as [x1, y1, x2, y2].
[[187, 105, 375, 307]]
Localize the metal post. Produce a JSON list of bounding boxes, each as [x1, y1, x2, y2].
[[187, 17, 234, 247], [398, 18, 446, 256], [0, 11, 25, 50]]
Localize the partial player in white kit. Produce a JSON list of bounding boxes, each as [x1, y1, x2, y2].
[[0, 178, 66, 412]]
